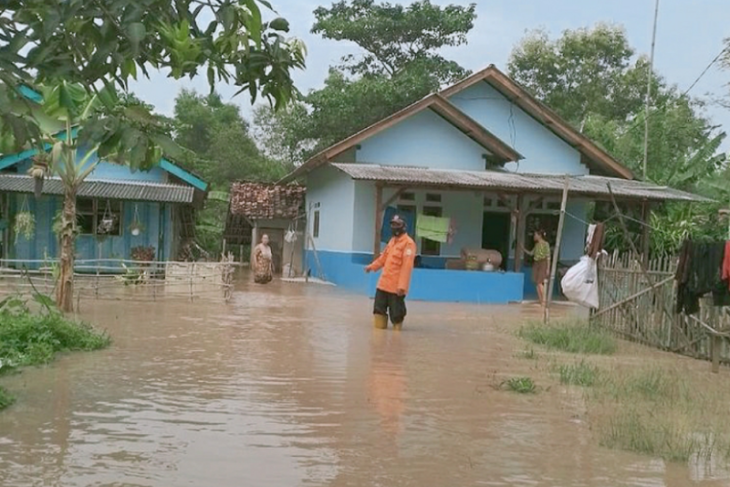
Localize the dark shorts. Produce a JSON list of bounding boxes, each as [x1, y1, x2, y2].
[[373, 289, 407, 324]]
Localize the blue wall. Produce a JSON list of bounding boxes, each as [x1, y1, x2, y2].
[[447, 82, 589, 175], [306, 165, 356, 252], [9, 194, 175, 269], [15, 152, 167, 183], [306, 250, 524, 304], [356, 109, 488, 170]]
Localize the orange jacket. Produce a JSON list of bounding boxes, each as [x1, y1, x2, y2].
[[367, 234, 417, 295]]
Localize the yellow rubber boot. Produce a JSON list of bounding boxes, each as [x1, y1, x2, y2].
[[392, 322, 403, 331], [373, 314, 388, 330]]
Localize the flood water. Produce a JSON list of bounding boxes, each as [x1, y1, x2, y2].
[[0, 276, 728, 486]]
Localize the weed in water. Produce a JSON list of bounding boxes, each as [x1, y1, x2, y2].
[[516, 347, 538, 360], [0, 385, 14, 410], [0, 293, 110, 411], [503, 377, 537, 394], [556, 361, 599, 387], [519, 320, 617, 355], [586, 365, 730, 463]]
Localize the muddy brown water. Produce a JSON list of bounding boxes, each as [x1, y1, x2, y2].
[[0, 276, 728, 486]]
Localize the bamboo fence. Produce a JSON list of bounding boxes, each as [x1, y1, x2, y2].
[[0, 257, 237, 305], [591, 252, 730, 370]]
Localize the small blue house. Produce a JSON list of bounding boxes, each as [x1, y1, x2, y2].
[[0, 88, 208, 268], [282, 65, 706, 303]]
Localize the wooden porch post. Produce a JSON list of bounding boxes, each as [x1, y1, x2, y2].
[[514, 194, 526, 273], [373, 183, 383, 258], [545, 177, 570, 323], [640, 201, 651, 265]]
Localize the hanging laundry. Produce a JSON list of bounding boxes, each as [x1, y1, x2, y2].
[[585, 223, 605, 259], [381, 207, 415, 244], [675, 240, 730, 315], [722, 241, 730, 292], [447, 217, 457, 245], [416, 214, 450, 243]]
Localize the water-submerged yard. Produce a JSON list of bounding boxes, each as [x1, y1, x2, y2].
[[0, 275, 729, 486]]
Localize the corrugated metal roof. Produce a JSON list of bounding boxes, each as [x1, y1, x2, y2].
[[0, 175, 194, 203], [330, 163, 711, 203]]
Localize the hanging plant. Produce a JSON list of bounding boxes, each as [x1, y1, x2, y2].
[[14, 197, 34, 242], [96, 200, 117, 238], [28, 153, 49, 199], [128, 204, 145, 236], [14, 212, 35, 242]]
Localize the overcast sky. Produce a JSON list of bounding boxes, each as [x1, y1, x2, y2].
[[128, 0, 730, 146]]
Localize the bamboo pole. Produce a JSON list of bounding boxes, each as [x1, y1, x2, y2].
[[373, 184, 384, 259], [544, 176, 570, 324]]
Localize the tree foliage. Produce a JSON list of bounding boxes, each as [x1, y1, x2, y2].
[[255, 0, 476, 162], [0, 0, 306, 152], [312, 0, 475, 80], [509, 24, 727, 255], [172, 89, 288, 186]]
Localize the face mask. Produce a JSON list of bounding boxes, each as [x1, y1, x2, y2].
[[391, 226, 405, 237]]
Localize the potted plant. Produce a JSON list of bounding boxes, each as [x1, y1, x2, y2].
[[131, 245, 156, 263]]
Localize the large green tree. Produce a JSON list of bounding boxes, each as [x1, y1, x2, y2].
[[0, 0, 306, 153], [255, 0, 476, 161], [509, 24, 727, 254]]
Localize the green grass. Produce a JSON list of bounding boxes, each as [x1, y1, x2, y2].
[[519, 320, 617, 355], [0, 294, 110, 411], [0, 386, 14, 410], [556, 361, 599, 387], [502, 376, 537, 394], [582, 365, 730, 463]]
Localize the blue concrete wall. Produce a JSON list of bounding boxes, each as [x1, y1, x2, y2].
[[447, 82, 588, 175], [306, 250, 524, 304], [356, 109, 488, 171], [14, 151, 167, 182], [305, 165, 356, 252], [9, 195, 175, 269]]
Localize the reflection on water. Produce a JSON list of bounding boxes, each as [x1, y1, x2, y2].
[[0, 276, 728, 486]]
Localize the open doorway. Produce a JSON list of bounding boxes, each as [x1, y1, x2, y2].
[[258, 228, 285, 274], [482, 212, 511, 270]]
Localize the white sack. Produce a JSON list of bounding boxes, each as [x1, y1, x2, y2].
[[560, 255, 599, 309]]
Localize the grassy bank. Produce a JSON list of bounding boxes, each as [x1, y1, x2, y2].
[[0, 294, 110, 411], [519, 319, 730, 463]]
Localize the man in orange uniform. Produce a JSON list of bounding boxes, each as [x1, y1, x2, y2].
[[365, 215, 417, 330]]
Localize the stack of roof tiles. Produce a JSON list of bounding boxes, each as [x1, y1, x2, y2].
[[229, 182, 305, 220]]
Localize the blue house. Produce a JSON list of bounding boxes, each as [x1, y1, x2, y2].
[[0, 88, 208, 268], [282, 65, 706, 303]]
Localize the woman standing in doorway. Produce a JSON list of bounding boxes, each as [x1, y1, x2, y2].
[[253, 234, 274, 284], [524, 229, 550, 307]]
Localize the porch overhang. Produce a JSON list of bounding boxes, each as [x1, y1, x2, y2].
[[0, 174, 195, 204], [330, 163, 711, 203]]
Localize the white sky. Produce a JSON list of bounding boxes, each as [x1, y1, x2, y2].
[[128, 0, 730, 149]]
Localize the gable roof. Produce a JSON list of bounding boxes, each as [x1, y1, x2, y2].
[[440, 65, 633, 179], [281, 93, 523, 183], [281, 65, 634, 183], [229, 182, 305, 220]]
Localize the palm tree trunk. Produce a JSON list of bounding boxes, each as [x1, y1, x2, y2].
[[56, 187, 77, 312]]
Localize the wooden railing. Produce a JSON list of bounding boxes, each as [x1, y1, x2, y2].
[[591, 252, 730, 371]]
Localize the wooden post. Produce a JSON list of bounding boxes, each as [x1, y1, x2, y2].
[[712, 335, 721, 374], [373, 184, 384, 258], [640, 201, 651, 266], [514, 194, 526, 273], [544, 177, 570, 324]]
